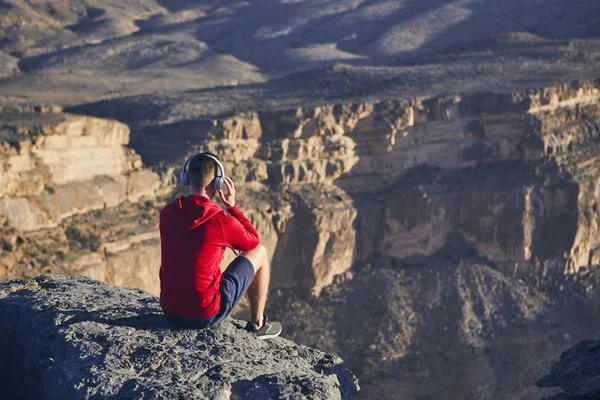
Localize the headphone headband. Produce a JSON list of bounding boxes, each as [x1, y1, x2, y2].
[[180, 153, 225, 190]]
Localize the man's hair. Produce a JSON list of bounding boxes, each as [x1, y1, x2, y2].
[[187, 152, 219, 190]]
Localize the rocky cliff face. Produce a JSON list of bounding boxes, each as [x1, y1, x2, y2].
[[0, 106, 170, 293], [3, 81, 600, 300], [268, 258, 600, 399], [0, 274, 359, 399], [0, 106, 163, 231], [86, 80, 600, 295], [2, 1, 600, 399]]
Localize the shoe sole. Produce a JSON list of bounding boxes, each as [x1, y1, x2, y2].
[[257, 332, 282, 340]]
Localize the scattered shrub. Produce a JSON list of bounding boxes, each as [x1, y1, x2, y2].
[[90, 210, 102, 218], [352, 261, 372, 273], [65, 226, 102, 252], [86, 233, 101, 252], [0, 238, 13, 252]]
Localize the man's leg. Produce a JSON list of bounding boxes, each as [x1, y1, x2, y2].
[[239, 244, 269, 327]]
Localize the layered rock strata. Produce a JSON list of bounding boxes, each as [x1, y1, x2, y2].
[[0, 106, 166, 230], [0, 107, 170, 291], [0, 274, 360, 399], [3, 81, 600, 298], [115, 80, 600, 294]]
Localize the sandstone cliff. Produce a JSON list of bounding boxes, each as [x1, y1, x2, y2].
[[1, 2, 600, 398], [3, 81, 600, 301], [0, 106, 170, 293], [0, 106, 164, 231], [79, 80, 600, 295], [0, 274, 359, 399]]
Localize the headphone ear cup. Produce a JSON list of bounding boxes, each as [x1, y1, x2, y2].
[[180, 170, 190, 186], [181, 156, 192, 186], [214, 176, 224, 190]]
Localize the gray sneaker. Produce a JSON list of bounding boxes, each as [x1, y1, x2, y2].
[[246, 314, 282, 340]]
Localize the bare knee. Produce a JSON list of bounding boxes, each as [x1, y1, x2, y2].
[[243, 243, 266, 257], [241, 243, 268, 271]]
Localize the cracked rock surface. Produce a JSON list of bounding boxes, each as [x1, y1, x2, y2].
[[0, 274, 359, 399]]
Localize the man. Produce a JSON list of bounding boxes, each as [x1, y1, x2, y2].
[[159, 152, 282, 339]]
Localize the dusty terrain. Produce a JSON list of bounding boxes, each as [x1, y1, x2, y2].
[[2, 1, 600, 399]]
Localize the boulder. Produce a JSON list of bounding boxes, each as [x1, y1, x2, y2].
[[536, 339, 600, 399], [0, 275, 359, 399]]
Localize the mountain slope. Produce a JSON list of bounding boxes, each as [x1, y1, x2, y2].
[[269, 261, 600, 399], [1, 0, 599, 107]]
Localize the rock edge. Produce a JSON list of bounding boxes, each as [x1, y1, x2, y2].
[[0, 274, 359, 399]]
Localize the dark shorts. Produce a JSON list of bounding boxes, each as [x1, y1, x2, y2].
[[165, 256, 255, 329]]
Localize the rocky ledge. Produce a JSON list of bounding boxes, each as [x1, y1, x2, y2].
[[537, 339, 600, 399], [0, 275, 359, 399]]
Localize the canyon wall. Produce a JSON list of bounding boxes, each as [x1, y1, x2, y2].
[[130, 80, 600, 292], [0, 106, 170, 291], [2, 81, 600, 299]]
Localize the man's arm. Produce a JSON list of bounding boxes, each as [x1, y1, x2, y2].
[[217, 176, 260, 252], [219, 205, 260, 251]]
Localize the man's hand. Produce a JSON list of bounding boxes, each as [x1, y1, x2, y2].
[[218, 176, 236, 209]]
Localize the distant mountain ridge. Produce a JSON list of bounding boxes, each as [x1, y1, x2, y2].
[[1, 0, 599, 109]]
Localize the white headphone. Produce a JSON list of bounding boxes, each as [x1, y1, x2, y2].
[[180, 153, 225, 190]]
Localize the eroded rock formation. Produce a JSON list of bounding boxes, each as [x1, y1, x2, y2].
[[268, 259, 600, 400], [3, 81, 600, 300], [0, 274, 359, 399], [0, 107, 170, 292], [1, 1, 600, 399], [0, 105, 165, 230], [113, 80, 600, 294]]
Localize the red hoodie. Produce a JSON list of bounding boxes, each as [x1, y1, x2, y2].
[[159, 194, 260, 319]]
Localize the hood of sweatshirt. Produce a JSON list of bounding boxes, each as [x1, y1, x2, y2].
[[161, 194, 223, 231]]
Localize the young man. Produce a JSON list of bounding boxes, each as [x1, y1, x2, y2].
[[159, 153, 282, 339]]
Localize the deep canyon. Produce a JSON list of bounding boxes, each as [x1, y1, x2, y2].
[[2, 1, 600, 399]]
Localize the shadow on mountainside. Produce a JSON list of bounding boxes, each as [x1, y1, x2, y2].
[[269, 257, 600, 399], [11, 0, 600, 80], [156, 0, 600, 71]]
